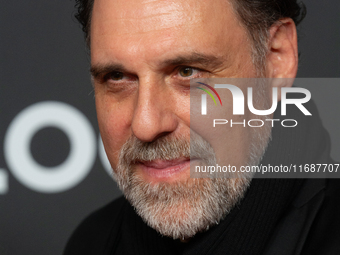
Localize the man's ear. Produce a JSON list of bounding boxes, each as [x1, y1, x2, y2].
[[266, 18, 298, 100]]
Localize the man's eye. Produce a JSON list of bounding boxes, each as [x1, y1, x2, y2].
[[109, 72, 125, 81], [178, 67, 198, 78]]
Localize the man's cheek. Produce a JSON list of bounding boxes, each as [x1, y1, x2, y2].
[[98, 112, 131, 163], [100, 132, 126, 171], [190, 85, 253, 170]]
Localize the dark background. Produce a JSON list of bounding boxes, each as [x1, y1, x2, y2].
[[0, 1, 339, 254]]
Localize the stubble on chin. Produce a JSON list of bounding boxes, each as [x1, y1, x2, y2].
[[112, 132, 252, 239]]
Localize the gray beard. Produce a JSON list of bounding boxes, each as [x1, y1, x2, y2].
[[112, 80, 272, 240], [123, 172, 250, 240]]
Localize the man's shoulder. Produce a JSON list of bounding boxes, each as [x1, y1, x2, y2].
[[301, 178, 340, 254], [63, 196, 127, 255], [296, 178, 340, 254], [324, 178, 340, 198], [264, 178, 340, 255]]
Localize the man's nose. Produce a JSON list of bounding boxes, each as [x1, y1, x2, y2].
[[131, 81, 178, 142]]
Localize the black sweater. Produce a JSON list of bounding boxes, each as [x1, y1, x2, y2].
[[64, 100, 340, 255]]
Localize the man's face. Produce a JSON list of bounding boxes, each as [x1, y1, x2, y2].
[[91, 0, 269, 239]]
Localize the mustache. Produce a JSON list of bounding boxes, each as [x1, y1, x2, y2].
[[118, 130, 216, 167]]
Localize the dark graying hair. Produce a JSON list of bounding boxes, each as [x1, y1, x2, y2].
[[229, 0, 306, 74], [74, 0, 306, 73]]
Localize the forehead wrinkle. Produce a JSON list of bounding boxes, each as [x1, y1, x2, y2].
[[110, 0, 195, 34], [92, 0, 249, 76]]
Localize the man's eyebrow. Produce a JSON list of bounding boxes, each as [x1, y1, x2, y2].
[[90, 53, 225, 78], [161, 53, 225, 69], [90, 63, 127, 78]]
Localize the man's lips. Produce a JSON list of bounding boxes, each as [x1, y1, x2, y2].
[[136, 158, 191, 179]]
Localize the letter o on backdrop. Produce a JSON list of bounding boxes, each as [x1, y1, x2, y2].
[[4, 101, 96, 193]]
